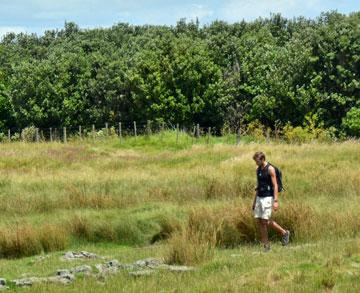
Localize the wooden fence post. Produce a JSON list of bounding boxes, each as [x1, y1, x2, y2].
[[275, 120, 279, 141], [92, 124, 95, 141], [63, 127, 67, 143], [176, 123, 179, 144], [35, 128, 39, 143], [147, 120, 151, 136], [236, 124, 241, 145], [133, 121, 137, 138], [119, 122, 122, 143], [105, 123, 109, 136], [160, 122, 165, 142], [8, 129, 11, 142], [266, 128, 270, 143], [196, 124, 200, 139], [50, 128, 53, 142], [79, 125, 82, 139], [207, 127, 211, 144]]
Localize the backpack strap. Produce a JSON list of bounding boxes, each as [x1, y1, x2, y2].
[[265, 163, 273, 190]]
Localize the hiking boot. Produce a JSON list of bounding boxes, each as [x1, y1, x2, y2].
[[263, 243, 271, 252], [281, 230, 290, 246]]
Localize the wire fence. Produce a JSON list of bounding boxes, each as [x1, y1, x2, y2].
[[0, 121, 275, 145]]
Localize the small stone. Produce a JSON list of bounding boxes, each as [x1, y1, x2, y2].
[[80, 251, 98, 259], [157, 264, 195, 272], [62, 251, 100, 261], [95, 264, 118, 275], [46, 276, 73, 285], [129, 270, 154, 277], [60, 274, 75, 281], [133, 258, 164, 268], [167, 265, 195, 272], [63, 251, 74, 259], [71, 265, 92, 274], [12, 277, 41, 287]]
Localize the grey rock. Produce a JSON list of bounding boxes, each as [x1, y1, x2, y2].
[[80, 251, 98, 259], [166, 265, 195, 272], [0, 280, 7, 291], [59, 274, 75, 282], [63, 251, 75, 259], [56, 269, 71, 276], [133, 258, 164, 268], [46, 275, 74, 285], [62, 251, 100, 261], [95, 264, 118, 275], [156, 264, 195, 272], [12, 274, 75, 287], [12, 277, 41, 287], [71, 265, 92, 274]]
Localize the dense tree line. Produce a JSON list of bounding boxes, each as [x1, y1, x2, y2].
[[0, 11, 359, 136]]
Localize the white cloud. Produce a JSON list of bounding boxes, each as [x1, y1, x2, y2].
[[189, 4, 214, 20], [219, 0, 329, 22], [0, 26, 27, 39]]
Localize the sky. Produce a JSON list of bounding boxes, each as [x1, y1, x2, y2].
[[0, 0, 359, 38]]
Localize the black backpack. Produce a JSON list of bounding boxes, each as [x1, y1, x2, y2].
[[268, 163, 284, 192]]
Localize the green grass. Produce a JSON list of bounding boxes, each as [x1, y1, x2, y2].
[[0, 131, 359, 291]]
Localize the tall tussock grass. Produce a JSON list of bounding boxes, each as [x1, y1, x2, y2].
[[165, 202, 360, 265], [0, 214, 182, 259], [166, 209, 219, 265], [69, 213, 181, 246], [0, 224, 68, 258]]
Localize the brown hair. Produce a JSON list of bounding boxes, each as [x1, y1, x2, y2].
[[253, 151, 265, 161]]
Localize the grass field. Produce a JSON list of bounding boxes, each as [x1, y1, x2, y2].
[[0, 132, 359, 292]]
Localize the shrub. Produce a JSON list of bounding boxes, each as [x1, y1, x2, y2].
[[282, 123, 313, 143], [21, 126, 37, 142], [246, 120, 266, 141], [342, 107, 360, 137], [0, 133, 6, 142]]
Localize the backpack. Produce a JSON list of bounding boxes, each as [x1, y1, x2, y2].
[[268, 163, 284, 192]]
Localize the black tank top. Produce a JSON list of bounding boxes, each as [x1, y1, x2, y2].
[[256, 163, 274, 197]]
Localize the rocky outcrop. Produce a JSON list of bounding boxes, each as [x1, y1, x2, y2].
[[5, 252, 196, 288]]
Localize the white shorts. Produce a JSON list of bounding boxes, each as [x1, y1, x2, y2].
[[254, 196, 274, 220]]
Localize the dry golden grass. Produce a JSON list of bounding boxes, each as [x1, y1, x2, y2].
[[0, 137, 359, 261], [0, 223, 68, 258]]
